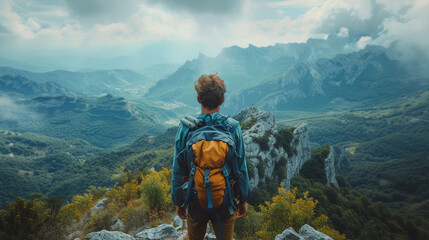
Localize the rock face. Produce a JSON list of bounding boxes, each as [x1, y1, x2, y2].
[[135, 224, 179, 240], [84, 230, 135, 240], [324, 146, 339, 187], [236, 107, 311, 190], [275, 225, 333, 240], [284, 125, 311, 190]]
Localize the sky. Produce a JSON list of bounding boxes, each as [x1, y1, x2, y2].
[[0, 0, 428, 71]]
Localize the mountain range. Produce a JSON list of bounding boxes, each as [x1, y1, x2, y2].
[[0, 67, 153, 99], [144, 36, 355, 112], [1, 36, 429, 237]]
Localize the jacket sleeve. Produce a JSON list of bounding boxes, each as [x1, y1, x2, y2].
[[171, 124, 190, 206], [232, 123, 250, 203]]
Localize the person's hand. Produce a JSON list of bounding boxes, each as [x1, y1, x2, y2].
[[236, 201, 247, 219], [177, 206, 187, 219]]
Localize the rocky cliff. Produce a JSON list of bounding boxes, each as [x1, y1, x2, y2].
[[235, 107, 311, 190], [325, 146, 339, 187]]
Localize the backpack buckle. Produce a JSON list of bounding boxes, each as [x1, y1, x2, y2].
[[204, 169, 210, 187], [190, 166, 196, 176], [222, 167, 229, 177]]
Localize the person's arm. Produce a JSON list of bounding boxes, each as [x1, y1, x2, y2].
[[232, 123, 250, 218], [171, 124, 189, 208]]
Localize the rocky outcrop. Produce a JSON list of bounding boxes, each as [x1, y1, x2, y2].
[[236, 107, 311, 190], [275, 227, 302, 240], [299, 224, 332, 240], [275, 225, 333, 240], [284, 125, 311, 190], [325, 146, 339, 187], [84, 230, 135, 240], [135, 224, 179, 240]]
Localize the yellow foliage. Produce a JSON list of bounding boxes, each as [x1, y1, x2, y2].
[[106, 179, 140, 206], [140, 168, 172, 222], [257, 187, 347, 240], [70, 193, 94, 218]]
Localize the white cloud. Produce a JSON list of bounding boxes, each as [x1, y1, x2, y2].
[[0, 95, 41, 123], [337, 27, 349, 37], [372, 0, 429, 52], [0, 0, 37, 39], [0, 0, 428, 68], [356, 36, 372, 49]]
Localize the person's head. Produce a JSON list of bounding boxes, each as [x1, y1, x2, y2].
[[195, 74, 226, 110]]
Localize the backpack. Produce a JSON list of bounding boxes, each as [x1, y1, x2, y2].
[[180, 114, 240, 236]]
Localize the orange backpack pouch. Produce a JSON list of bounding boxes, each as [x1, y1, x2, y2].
[[192, 140, 229, 210]]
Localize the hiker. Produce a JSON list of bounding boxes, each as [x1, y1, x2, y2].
[[171, 74, 250, 240]]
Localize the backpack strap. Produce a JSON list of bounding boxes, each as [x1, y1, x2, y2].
[[222, 165, 237, 211], [204, 168, 213, 213], [183, 165, 196, 206]]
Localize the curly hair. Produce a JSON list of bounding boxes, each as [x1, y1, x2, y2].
[[194, 74, 226, 110]]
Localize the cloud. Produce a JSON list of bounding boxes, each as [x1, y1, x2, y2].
[[0, 0, 37, 39], [0, 95, 41, 126], [337, 27, 349, 37], [372, 0, 429, 51], [0, 0, 428, 71], [356, 36, 372, 49], [313, 0, 396, 39], [267, 0, 327, 8], [146, 0, 245, 16], [65, 0, 140, 26]]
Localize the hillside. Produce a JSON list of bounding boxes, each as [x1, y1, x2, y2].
[[0, 94, 164, 148], [42, 127, 176, 203], [0, 75, 75, 98], [0, 129, 102, 208], [279, 87, 429, 222]]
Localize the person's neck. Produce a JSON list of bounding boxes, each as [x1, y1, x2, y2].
[[201, 106, 220, 114]]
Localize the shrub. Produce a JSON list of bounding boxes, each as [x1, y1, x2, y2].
[[257, 187, 346, 240], [120, 199, 148, 232], [140, 168, 172, 224], [252, 132, 270, 152]]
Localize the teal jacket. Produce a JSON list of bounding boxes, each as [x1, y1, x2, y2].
[[171, 112, 250, 206]]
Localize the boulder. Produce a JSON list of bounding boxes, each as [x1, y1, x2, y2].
[[173, 215, 183, 229], [275, 227, 303, 240], [299, 224, 333, 240], [136, 224, 179, 240], [111, 219, 125, 231], [204, 233, 216, 240], [84, 230, 135, 240]]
